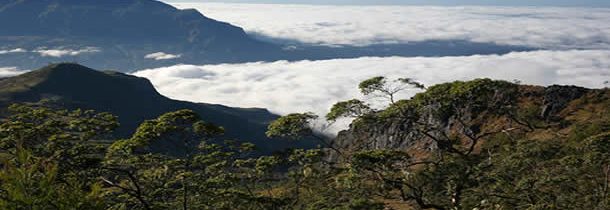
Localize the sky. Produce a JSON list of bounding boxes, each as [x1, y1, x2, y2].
[[162, 0, 610, 7]]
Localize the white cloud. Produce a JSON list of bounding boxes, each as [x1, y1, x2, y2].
[[34, 47, 100, 57], [173, 3, 610, 49], [145, 52, 182, 60], [133, 50, 610, 134], [0, 67, 27, 78], [0, 48, 26, 55]]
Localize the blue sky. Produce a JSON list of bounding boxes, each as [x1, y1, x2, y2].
[[162, 0, 610, 7]]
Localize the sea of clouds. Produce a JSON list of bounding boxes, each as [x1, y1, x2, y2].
[[133, 50, 610, 133], [135, 3, 610, 133], [173, 3, 610, 49]]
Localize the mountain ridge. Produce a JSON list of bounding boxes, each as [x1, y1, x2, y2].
[[0, 0, 283, 70], [0, 63, 312, 153]]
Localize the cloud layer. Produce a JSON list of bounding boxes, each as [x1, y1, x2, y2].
[[0, 67, 26, 78], [174, 3, 610, 49], [145, 52, 182, 60], [33, 47, 100, 57], [0, 48, 26, 55], [133, 50, 610, 133]]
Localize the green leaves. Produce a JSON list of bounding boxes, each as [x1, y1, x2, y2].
[[108, 109, 225, 156], [102, 109, 281, 209], [474, 130, 610, 210], [194, 121, 225, 137], [326, 99, 372, 122], [358, 76, 387, 96], [0, 104, 118, 153], [0, 75, 606, 210], [266, 112, 318, 139], [352, 150, 410, 168], [357, 76, 425, 104], [0, 149, 104, 209], [397, 78, 426, 90]]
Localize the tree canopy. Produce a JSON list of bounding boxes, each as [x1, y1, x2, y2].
[[0, 76, 608, 209]]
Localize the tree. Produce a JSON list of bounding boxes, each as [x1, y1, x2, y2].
[[103, 109, 271, 209], [0, 103, 117, 209], [266, 113, 318, 140], [327, 76, 424, 128], [266, 112, 344, 158], [0, 148, 105, 209], [474, 132, 610, 209], [0, 104, 118, 169], [337, 79, 532, 209], [104, 110, 221, 209], [358, 76, 425, 104], [326, 99, 372, 123]]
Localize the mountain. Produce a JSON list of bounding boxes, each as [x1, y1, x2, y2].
[[0, 0, 281, 70], [0, 63, 312, 153], [0, 0, 533, 72], [322, 79, 610, 208], [332, 79, 610, 159]]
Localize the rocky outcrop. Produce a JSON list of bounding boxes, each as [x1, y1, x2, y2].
[[332, 81, 604, 155], [541, 85, 588, 119]]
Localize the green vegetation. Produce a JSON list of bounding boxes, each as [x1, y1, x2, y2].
[[0, 76, 608, 209], [0, 63, 298, 154]]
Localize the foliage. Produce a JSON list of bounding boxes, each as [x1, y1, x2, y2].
[[326, 99, 372, 122], [0, 77, 608, 210], [102, 109, 268, 209], [324, 77, 608, 209], [472, 132, 610, 209], [0, 149, 105, 209], [0, 104, 117, 208], [357, 76, 425, 104], [381, 78, 517, 120], [358, 76, 387, 96], [266, 112, 318, 140]]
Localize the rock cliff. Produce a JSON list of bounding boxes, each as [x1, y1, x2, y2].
[[333, 79, 609, 158]]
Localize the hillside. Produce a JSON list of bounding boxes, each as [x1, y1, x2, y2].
[[311, 79, 609, 209], [0, 63, 312, 153], [334, 79, 610, 157], [0, 75, 607, 209]]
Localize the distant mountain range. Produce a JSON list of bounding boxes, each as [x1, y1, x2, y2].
[[0, 0, 282, 71], [0, 63, 313, 153], [0, 0, 533, 71]]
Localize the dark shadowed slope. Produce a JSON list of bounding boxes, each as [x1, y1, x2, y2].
[[0, 63, 312, 153]]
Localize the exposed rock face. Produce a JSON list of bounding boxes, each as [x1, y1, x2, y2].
[[335, 120, 422, 152], [541, 85, 588, 119], [332, 81, 604, 156]]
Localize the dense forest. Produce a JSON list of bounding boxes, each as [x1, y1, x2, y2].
[[0, 77, 608, 209]]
